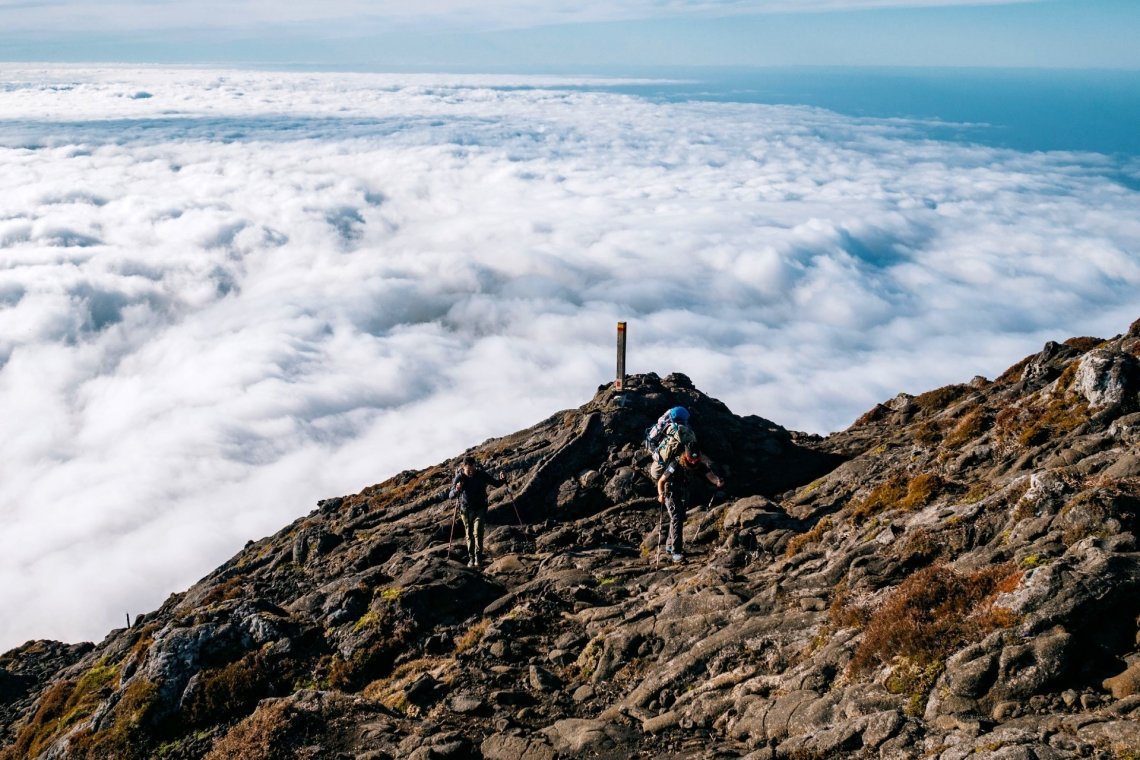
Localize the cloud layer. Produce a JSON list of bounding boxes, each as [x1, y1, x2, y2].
[[1, 66, 1138, 651]]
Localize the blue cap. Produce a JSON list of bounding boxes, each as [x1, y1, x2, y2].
[[669, 406, 689, 422]]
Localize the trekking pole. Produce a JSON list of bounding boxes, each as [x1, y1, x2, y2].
[[446, 501, 459, 561], [505, 479, 524, 528], [653, 502, 665, 570]]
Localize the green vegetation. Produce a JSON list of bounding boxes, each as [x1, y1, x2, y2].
[[353, 610, 382, 632], [576, 636, 604, 681], [0, 659, 122, 760], [68, 677, 160, 760], [885, 657, 945, 717]]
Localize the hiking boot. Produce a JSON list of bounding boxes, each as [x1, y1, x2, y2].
[[467, 559, 476, 567], [671, 552, 684, 563], [664, 545, 674, 554], [473, 556, 482, 568]]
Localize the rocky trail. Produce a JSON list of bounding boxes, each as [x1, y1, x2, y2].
[[3, 320, 1140, 760]]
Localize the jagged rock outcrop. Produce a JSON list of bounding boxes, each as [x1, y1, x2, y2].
[[2, 324, 1139, 759]]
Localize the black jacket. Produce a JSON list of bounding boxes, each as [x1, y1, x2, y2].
[[449, 467, 504, 512]]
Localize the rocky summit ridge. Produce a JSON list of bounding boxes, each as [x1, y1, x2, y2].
[[3, 319, 1140, 760]]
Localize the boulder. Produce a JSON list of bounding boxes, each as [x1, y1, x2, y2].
[[540, 718, 636, 755], [604, 467, 646, 504], [480, 733, 556, 760], [1074, 349, 1139, 409], [1104, 661, 1140, 699], [989, 627, 1071, 703]]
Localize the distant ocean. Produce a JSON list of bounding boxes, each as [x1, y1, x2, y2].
[[264, 64, 1140, 163], [563, 67, 1140, 160]]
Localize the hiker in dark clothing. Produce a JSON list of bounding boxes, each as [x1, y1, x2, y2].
[[449, 456, 505, 568], [656, 443, 724, 563]]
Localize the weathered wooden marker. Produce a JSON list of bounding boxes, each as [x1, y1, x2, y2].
[[616, 321, 627, 389]]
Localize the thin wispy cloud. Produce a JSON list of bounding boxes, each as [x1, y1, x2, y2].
[[1, 66, 1137, 652], [0, 0, 1044, 33]]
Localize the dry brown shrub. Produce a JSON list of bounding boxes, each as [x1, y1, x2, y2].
[[854, 404, 891, 427], [995, 354, 1035, 385], [912, 420, 943, 445], [944, 407, 990, 448], [454, 619, 490, 653], [0, 679, 77, 760], [785, 517, 834, 558], [899, 528, 941, 566], [897, 473, 947, 511], [851, 474, 909, 521], [994, 406, 1023, 440], [361, 656, 450, 714], [913, 384, 970, 415], [851, 473, 948, 521], [1057, 488, 1140, 545], [0, 660, 126, 760], [1063, 336, 1105, 352], [849, 563, 1020, 675], [1017, 398, 1090, 447], [183, 653, 272, 726], [203, 699, 297, 760], [829, 582, 870, 631], [67, 678, 159, 760], [201, 577, 245, 607]]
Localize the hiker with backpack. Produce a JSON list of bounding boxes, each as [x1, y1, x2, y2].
[[646, 406, 696, 481], [656, 442, 725, 563], [449, 456, 506, 568]]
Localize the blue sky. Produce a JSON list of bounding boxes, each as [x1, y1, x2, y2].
[[1, 0, 1137, 69]]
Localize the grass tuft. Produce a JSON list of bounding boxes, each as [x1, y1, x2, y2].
[[849, 563, 1020, 676]]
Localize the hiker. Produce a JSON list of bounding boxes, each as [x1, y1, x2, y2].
[[449, 456, 506, 568], [646, 406, 696, 480], [656, 442, 725, 563]]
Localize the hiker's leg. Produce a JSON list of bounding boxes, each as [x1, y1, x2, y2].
[[664, 492, 685, 554], [473, 508, 486, 561], [461, 509, 476, 559]]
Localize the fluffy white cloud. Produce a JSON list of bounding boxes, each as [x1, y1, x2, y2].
[[1, 65, 1137, 651]]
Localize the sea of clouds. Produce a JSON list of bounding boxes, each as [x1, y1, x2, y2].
[[1, 66, 1138, 650]]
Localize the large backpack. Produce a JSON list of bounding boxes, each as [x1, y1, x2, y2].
[[648, 421, 697, 465], [645, 407, 688, 453]]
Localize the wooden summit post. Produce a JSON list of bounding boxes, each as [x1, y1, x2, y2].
[[616, 321, 627, 389]]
